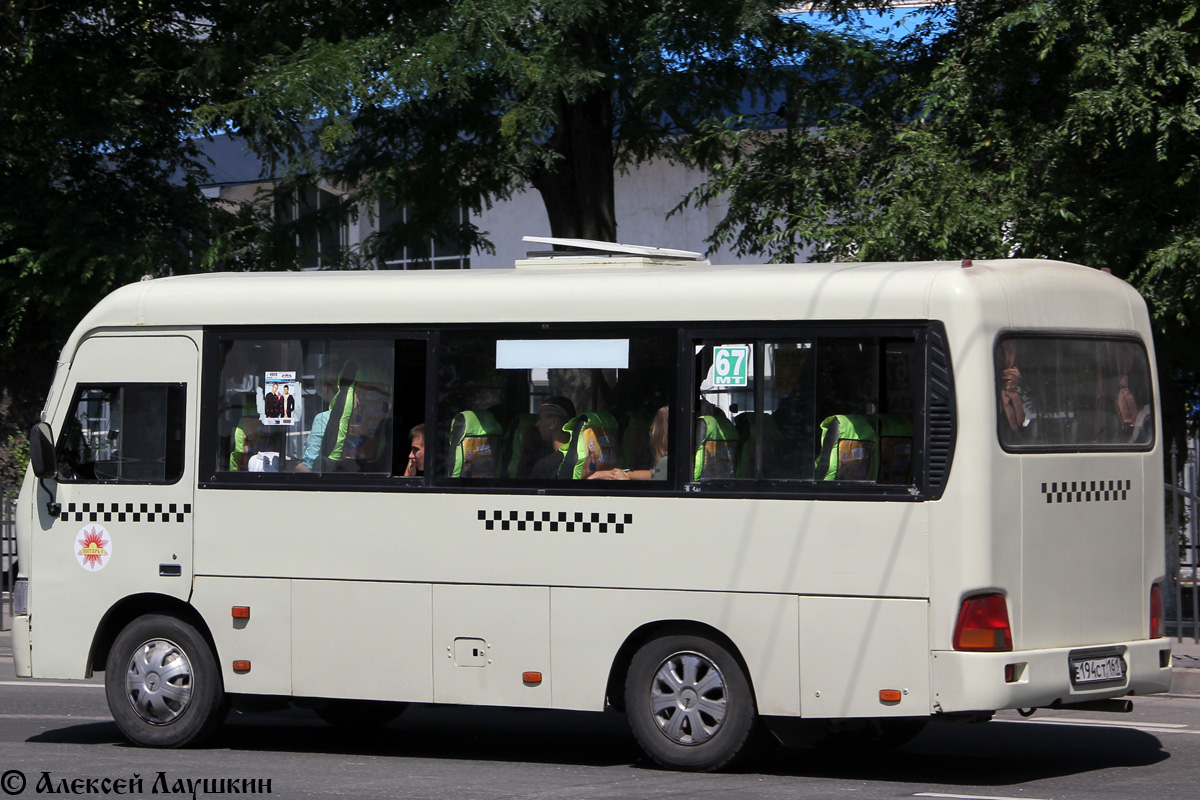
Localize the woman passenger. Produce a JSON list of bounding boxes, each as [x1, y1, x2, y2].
[[588, 406, 668, 481]]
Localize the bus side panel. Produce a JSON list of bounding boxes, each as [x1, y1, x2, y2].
[[549, 588, 800, 716], [292, 580, 434, 702], [190, 576, 292, 696], [798, 597, 930, 718], [194, 495, 929, 600], [431, 584, 550, 707]]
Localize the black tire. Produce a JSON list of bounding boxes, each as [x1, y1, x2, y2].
[[314, 699, 407, 728], [625, 634, 759, 771], [104, 614, 228, 748]]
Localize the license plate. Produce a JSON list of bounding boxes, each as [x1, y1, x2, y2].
[[1071, 655, 1126, 685]]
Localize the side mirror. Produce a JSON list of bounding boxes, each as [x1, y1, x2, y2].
[[28, 422, 61, 517], [29, 422, 56, 478]]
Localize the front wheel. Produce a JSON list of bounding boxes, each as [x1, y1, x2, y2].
[[105, 614, 227, 747], [625, 634, 759, 771]]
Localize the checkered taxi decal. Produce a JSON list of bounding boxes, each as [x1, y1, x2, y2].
[[479, 509, 632, 534], [1041, 480, 1132, 504], [61, 502, 192, 524]]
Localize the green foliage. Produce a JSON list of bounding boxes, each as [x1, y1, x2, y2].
[[0, 0, 890, 481], [199, 0, 888, 249], [684, 0, 1200, 436], [0, 390, 29, 496], [0, 2, 246, 472]]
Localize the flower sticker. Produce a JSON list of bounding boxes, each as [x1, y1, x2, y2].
[[75, 525, 112, 571]]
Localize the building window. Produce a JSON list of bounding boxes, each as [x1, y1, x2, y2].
[[276, 185, 346, 270], [378, 202, 471, 270]]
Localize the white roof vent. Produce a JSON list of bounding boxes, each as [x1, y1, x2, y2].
[[516, 236, 706, 268]]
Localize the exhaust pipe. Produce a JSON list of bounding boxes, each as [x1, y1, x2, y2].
[[1047, 698, 1134, 713]]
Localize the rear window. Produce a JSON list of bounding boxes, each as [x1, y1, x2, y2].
[[995, 335, 1153, 451]]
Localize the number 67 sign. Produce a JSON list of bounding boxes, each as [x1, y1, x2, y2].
[[712, 345, 750, 387]]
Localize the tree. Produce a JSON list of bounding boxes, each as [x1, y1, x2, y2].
[[198, 0, 883, 258], [0, 0, 885, 482], [682, 0, 1200, 443], [0, 1, 245, 483]]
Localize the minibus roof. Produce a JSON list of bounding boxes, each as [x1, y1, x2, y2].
[[60, 258, 1146, 362]]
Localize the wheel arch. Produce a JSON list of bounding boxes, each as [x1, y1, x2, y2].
[[604, 619, 757, 713], [87, 593, 215, 676]]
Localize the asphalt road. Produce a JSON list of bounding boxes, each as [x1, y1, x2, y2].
[[1, 641, 1199, 800]]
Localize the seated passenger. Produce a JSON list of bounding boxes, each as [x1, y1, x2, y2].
[[404, 423, 425, 476], [293, 408, 330, 473], [294, 370, 336, 473], [530, 396, 577, 480], [589, 406, 669, 481]]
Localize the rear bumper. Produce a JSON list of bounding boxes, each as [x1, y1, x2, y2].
[[931, 638, 1171, 713], [11, 616, 31, 678]]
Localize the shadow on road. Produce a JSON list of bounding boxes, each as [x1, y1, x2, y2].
[[28, 721, 123, 746], [753, 718, 1169, 784], [27, 706, 1169, 783]]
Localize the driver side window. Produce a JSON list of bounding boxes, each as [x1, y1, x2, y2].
[[56, 384, 185, 484]]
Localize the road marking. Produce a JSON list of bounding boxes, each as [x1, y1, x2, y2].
[[0, 681, 103, 689], [915, 793, 1051, 800], [998, 718, 1200, 735], [1021, 716, 1186, 729], [0, 714, 111, 721]]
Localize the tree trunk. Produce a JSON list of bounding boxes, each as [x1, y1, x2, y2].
[[531, 90, 617, 243], [529, 29, 617, 244]]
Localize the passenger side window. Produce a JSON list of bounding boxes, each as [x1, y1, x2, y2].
[[435, 331, 675, 484], [56, 384, 185, 484], [694, 335, 916, 485], [213, 338, 408, 476]]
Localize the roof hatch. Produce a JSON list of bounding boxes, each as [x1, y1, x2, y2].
[[516, 236, 706, 268]]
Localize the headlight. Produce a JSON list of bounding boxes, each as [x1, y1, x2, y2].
[[12, 578, 27, 617]]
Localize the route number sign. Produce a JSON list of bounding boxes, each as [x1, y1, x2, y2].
[[713, 345, 750, 387]]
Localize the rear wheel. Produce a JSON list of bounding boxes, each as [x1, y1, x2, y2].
[[105, 614, 227, 747], [625, 634, 759, 771]]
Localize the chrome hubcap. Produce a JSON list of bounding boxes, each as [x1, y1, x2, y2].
[[649, 651, 727, 745], [125, 638, 193, 725]]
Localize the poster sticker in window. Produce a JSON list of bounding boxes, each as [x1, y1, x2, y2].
[[75, 525, 112, 571], [263, 371, 301, 426]]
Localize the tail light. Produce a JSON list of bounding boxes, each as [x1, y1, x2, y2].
[[1150, 583, 1164, 638], [953, 593, 1013, 651]]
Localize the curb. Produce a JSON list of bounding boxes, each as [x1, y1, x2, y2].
[[1171, 668, 1200, 695]]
